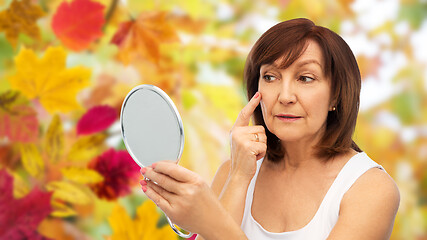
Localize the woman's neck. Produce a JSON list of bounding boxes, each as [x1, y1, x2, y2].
[[269, 137, 327, 172]]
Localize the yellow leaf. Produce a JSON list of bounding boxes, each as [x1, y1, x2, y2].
[[19, 143, 44, 177], [44, 114, 64, 163], [108, 200, 177, 240], [67, 134, 106, 162], [61, 167, 104, 184], [8, 46, 91, 113], [108, 204, 135, 239], [50, 199, 77, 217], [46, 181, 93, 205], [0, 0, 45, 47]]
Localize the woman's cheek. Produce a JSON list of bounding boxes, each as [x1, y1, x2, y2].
[[260, 100, 266, 118], [260, 100, 272, 128]]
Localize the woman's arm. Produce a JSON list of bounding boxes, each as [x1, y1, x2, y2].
[[196, 159, 250, 240], [327, 168, 400, 240], [197, 92, 267, 240], [213, 160, 253, 224]]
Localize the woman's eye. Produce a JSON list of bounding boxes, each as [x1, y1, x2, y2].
[[299, 76, 315, 83], [263, 75, 276, 81]]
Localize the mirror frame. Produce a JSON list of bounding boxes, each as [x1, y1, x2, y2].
[[120, 84, 185, 168]]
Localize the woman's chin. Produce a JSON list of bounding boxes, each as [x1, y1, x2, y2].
[[278, 137, 304, 143], [273, 132, 305, 142], [273, 131, 319, 143]]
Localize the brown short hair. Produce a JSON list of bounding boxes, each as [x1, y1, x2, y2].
[[244, 18, 362, 162]]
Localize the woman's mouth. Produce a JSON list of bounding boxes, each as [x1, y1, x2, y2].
[[276, 114, 302, 122]]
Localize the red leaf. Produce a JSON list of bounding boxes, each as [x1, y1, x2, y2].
[[88, 148, 140, 200], [0, 170, 52, 239], [0, 91, 39, 143], [51, 0, 105, 51], [77, 105, 117, 135]]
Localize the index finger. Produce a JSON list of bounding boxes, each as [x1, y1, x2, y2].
[[234, 92, 261, 127], [151, 161, 196, 183]]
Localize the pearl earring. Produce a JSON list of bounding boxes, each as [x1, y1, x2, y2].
[[332, 106, 336, 111]]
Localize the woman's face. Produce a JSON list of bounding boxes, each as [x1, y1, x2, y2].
[[258, 40, 334, 143]]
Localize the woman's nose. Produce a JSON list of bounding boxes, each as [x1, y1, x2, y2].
[[278, 80, 297, 105]]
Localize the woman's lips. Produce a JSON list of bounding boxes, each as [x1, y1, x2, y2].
[[276, 115, 302, 122]]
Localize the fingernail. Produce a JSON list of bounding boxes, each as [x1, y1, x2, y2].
[[151, 163, 157, 169], [142, 186, 147, 192], [254, 92, 260, 99], [140, 168, 146, 174], [140, 180, 147, 186]]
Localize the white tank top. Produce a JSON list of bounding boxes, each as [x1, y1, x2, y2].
[[241, 152, 384, 240]]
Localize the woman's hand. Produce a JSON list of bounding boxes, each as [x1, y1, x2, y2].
[[229, 92, 267, 181], [140, 161, 239, 237]]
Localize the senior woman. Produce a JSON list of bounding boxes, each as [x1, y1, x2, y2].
[[139, 18, 400, 240]]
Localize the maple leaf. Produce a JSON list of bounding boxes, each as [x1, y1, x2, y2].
[[8, 46, 91, 113], [77, 105, 117, 135], [111, 11, 179, 64], [88, 148, 140, 200], [0, 0, 45, 48], [108, 200, 177, 240], [52, 0, 105, 51], [0, 91, 39, 142], [0, 170, 52, 239]]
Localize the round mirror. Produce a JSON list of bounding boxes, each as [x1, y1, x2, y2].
[[120, 84, 184, 167], [120, 84, 193, 238]]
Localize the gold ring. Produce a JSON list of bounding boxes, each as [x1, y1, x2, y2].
[[254, 133, 259, 142]]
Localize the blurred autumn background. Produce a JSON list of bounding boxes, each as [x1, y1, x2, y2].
[[0, 0, 426, 239]]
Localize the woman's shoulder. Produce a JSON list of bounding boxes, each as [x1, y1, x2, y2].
[[333, 157, 400, 238], [326, 153, 400, 239], [347, 166, 399, 200], [341, 151, 400, 209]]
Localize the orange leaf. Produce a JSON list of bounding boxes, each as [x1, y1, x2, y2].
[[0, 0, 45, 48], [51, 0, 105, 51], [111, 11, 179, 64], [82, 74, 116, 108]]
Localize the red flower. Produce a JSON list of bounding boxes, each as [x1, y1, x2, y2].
[[88, 148, 140, 200]]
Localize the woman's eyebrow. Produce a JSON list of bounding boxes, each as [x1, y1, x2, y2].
[[295, 59, 322, 68], [262, 59, 322, 71]]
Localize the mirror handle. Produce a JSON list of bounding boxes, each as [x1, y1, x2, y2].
[[166, 214, 194, 238]]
